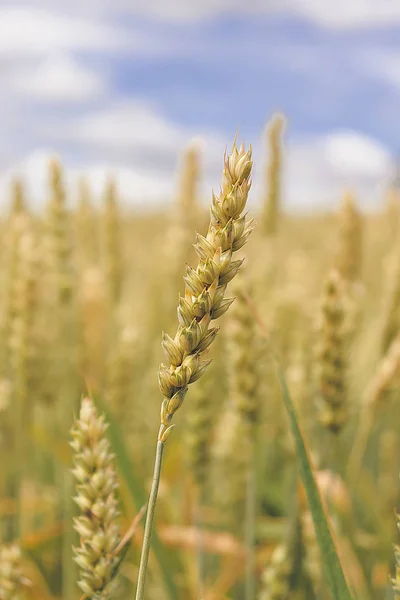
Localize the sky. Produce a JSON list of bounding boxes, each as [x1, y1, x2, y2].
[[1, 0, 400, 211]]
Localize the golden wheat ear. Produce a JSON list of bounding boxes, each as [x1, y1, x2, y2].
[[71, 396, 121, 598]]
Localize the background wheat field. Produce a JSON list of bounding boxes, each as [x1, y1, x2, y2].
[[0, 114, 400, 600]]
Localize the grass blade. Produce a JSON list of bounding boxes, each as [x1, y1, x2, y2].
[[273, 359, 354, 600]]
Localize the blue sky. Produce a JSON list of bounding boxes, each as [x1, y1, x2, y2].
[[1, 1, 400, 210]]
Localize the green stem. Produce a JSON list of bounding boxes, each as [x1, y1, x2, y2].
[[245, 451, 256, 600], [194, 487, 206, 599], [135, 439, 165, 600]]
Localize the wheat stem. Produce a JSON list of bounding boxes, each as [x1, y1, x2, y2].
[[135, 440, 165, 600], [245, 451, 256, 600]]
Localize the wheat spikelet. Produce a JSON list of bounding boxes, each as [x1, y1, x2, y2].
[[76, 177, 97, 270], [185, 372, 214, 489], [315, 269, 348, 433], [385, 185, 400, 241], [335, 190, 363, 283], [71, 397, 121, 598], [78, 266, 108, 389], [102, 177, 123, 307], [105, 324, 137, 425], [163, 142, 204, 311], [258, 545, 291, 600], [1, 210, 30, 376], [212, 408, 252, 532], [9, 178, 26, 218], [45, 158, 73, 307], [177, 140, 201, 217], [158, 141, 254, 442], [261, 114, 285, 236], [0, 544, 28, 600], [228, 275, 260, 426], [9, 226, 40, 412]]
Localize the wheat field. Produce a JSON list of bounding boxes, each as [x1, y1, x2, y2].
[[0, 119, 400, 600]]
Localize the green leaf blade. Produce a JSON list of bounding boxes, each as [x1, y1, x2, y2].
[[274, 359, 354, 600]]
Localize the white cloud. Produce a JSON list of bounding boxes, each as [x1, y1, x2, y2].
[[4, 0, 400, 28], [85, 0, 400, 28], [0, 125, 392, 213], [0, 149, 171, 209], [0, 7, 132, 57], [323, 131, 390, 178], [45, 100, 228, 184], [283, 130, 392, 210], [273, 0, 400, 29], [0, 101, 227, 209], [9, 55, 105, 103], [61, 101, 186, 152]]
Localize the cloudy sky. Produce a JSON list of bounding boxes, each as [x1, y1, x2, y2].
[[1, 0, 400, 211]]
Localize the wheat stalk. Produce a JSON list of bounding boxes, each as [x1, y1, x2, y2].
[[135, 139, 254, 600]]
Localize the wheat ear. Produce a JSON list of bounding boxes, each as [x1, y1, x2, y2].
[[261, 114, 285, 236], [0, 544, 29, 600], [258, 545, 291, 600], [315, 269, 348, 435], [71, 397, 121, 598], [335, 190, 363, 284], [135, 140, 254, 600]]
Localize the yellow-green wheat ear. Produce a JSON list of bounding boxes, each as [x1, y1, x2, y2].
[[76, 176, 97, 270], [261, 113, 286, 236], [258, 545, 291, 600], [103, 176, 123, 308], [185, 372, 214, 490], [229, 275, 260, 426], [335, 190, 363, 283], [135, 140, 254, 600], [176, 140, 201, 218], [384, 183, 400, 241], [70, 396, 121, 598], [157, 140, 254, 442], [315, 269, 348, 434], [9, 177, 27, 218], [0, 544, 29, 599], [45, 157, 74, 306]]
